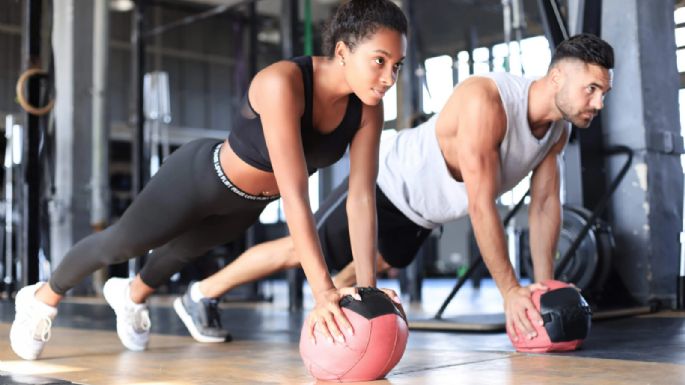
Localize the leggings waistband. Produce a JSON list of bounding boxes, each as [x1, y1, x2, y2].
[[213, 143, 280, 202]]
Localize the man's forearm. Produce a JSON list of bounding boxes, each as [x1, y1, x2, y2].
[[470, 202, 519, 296], [528, 197, 560, 282]]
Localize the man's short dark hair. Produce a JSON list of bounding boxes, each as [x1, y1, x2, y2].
[[550, 33, 614, 69]]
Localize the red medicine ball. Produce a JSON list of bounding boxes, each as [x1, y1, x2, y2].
[[299, 287, 409, 382], [508, 279, 592, 353]]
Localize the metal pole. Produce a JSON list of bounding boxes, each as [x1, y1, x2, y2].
[[129, 0, 146, 277], [92, 0, 110, 231], [4, 115, 16, 296], [21, 0, 43, 286], [679, 218, 685, 309], [281, 0, 304, 311]]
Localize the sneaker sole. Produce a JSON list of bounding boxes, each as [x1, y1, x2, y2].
[[9, 330, 41, 360], [173, 298, 226, 343]]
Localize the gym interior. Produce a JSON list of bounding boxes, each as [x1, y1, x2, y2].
[[1, 0, 685, 384]]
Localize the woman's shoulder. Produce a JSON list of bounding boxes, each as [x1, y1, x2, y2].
[[249, 60, 306, 112], [253, 59, 302, 85]]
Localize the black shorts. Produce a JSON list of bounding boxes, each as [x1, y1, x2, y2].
[[315, 178, 432, 271]]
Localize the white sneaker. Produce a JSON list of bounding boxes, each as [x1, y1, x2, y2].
[[10, 282, 58, 360], [103, 277, 151, 351]]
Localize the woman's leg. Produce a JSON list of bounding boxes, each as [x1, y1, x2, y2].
[[132, 208, 266, 343], [46, 139, 222, 298], [11, 139, 221, 359], [138, 208, 266, 289]]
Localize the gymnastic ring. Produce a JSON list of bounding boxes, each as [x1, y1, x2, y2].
[[16, 68, 55, 116]]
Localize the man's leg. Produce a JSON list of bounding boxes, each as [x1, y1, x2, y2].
[[199, 236, 299, 298], [178, 178, 354, 342], [332, 253, 392, 288]]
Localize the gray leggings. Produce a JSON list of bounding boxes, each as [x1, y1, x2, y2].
[[49, 138, 273, 295]]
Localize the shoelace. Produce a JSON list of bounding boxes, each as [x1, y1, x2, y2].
[[32, 316, 52, 342], [203, 299, 223, 328], [123, 306, 151, 333], [18, 310, 53, 342]]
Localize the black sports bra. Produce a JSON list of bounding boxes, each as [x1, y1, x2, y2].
[[228, 56, 363, 175]]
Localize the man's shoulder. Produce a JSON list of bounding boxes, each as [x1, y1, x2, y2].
[[456, 76, 501, 104]]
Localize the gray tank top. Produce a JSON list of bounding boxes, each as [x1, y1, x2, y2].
[[377, 72, 570, 229]]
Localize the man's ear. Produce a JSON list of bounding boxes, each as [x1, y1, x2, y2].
[[549, 65, 563, 90]]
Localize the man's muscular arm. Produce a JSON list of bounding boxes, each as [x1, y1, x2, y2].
[[529, 128, 569, 282], [439, 77, 542, 340]]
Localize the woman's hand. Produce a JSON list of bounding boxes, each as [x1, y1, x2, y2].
[[378, 287, 406, 320], [306, 287, 361, 344]]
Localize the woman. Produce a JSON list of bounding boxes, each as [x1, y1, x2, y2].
[[10, 0, 407, 360]]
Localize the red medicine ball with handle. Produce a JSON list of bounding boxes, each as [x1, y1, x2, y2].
[[299, 287, 409, 382], [508, 279, 592, 353]]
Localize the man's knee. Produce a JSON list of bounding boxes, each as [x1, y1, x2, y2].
[[377, 253, 392, 272]]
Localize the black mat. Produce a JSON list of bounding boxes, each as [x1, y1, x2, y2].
[[408, 306, 655, 333], [409, 313, 506, 331], [572, 316, 685, 364]]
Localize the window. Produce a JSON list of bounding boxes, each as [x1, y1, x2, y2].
[[383, 84, 397, 122], [422, 55, 454, 114], [519, 36, 551, 77], [676, 6, 685, 166], [259, 171, 320, 224], [472, 47, 490, 75], [456, 50, 470, 84]]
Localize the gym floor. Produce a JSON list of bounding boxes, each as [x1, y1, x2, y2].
[[1, 279, 684, 385]]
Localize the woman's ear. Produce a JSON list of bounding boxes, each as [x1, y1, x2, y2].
[[334, 41, 349, 66]]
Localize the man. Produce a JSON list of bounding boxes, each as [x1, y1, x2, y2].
[[173, 33, 614, 345]]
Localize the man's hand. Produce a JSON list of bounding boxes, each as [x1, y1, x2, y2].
[[504, 282, 549, 341]]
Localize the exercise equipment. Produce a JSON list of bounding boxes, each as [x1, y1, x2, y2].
[[508, 279, 592, 353], [299, 287, 408, 382], [520, 205, 614, 294]]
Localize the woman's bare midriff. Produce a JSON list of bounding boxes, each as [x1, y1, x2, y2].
[[219, 139, 280, 197]]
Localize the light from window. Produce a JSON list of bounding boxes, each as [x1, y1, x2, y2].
[[259, 171, 320, 224], [309, 171, 319, 212], [259, 200, 280, 224], [675, 7, 685, 24], [500, 174, 531, 206], [676, 27, 685, 48], [457, 51, 470, 83], [422, 55, 454, 114], [520, 36, 551, 77], [680, 89, 685, 168], [491, 43, 510, 73], [677, 49, 685, 73], [383, 84, 397, 121], [473, 47, 490, 75]]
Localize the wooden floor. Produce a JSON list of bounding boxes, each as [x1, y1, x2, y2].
[[1, 279, 684, 385]]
